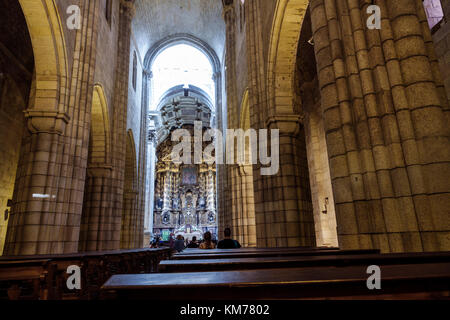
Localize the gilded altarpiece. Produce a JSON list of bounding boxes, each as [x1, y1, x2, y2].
[[153, 134, 217, 240]]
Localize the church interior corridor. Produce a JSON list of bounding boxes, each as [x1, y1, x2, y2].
[[0, 0, 449, 308]]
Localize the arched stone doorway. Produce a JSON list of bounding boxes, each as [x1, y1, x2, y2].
[[250, 0, 317, 248], [79, 84, 112, 252], [143, 36, 222, 242], [293, 8, 338, 247]]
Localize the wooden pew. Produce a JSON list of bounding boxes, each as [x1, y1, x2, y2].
[[0, 260, 55, 300], [175, 247, 338, 255], [101, 262, 450, 300], [0, 248, 172, 300], [171, 248, 380, 260], [159, 252, 450, 273]]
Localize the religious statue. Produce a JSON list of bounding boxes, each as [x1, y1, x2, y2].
[[173, 198, 180, 210], [162, 212, 171, 225], [198, 197, 206, 209], [156, 198, 163, 210]]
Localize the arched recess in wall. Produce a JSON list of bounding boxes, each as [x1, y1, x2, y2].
[[267, 0, 309, 117], [256, 0, 316, 247], [89, 84, 111, 165], [79, 83, 112, 252], [19, 0, 68, 114], [292, 8, 339, 247], [121, 130, 138, 249], [267, 0, 338, 247], [237, 89, 256, 247]]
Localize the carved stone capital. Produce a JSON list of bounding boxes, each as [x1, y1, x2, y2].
[[266, 114, 303, 136], [25, 110, 70, 135]]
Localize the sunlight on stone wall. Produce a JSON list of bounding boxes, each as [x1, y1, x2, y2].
[[0, 77, 26, 255]]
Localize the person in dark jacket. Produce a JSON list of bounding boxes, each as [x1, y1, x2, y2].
[[173, 235, 186, 252], [187, 236, 199, 248], [217, 228, 241, 249]]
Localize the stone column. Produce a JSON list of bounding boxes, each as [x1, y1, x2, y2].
[[239, 165, 257, 247], [4, 112, 69, 255], [243, 0, 316, 248], [121, 189, 138, 249], [230, 165, 243, 242], [4, 0, 101, 255], [259, 116, 315, 248], [79, 0, 135, 251], [309, 0, 450, 252], [79, 167, 113, 252], [222, 2, 238, 237]]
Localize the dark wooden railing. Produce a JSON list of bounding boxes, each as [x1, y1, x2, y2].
[[0, 248, 172, 300]]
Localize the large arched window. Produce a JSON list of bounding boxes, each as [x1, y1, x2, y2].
[[150, 44, 215, 110]]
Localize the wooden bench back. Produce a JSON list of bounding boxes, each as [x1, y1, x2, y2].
[[159, 251, 450, 273], [0, 248, 172, 300], [102, 261, 450, 300]]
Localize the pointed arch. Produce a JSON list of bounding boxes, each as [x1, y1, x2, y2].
[[239, 89, 251, 130], [267, 0, 309, 116], [89, 84, 111, 166], [19, 0, 68, 113], [124, 130, 138, 192]]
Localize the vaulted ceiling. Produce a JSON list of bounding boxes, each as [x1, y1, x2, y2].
[[132, 0, 226, 64]]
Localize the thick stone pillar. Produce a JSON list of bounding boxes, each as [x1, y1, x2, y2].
[[242, 0, 316, 248], [79, 167, 113, 252], [79, 0, 135, 251], [309, 0, 450, 252], [4, 113, 69, 255], [259, 116, 315, 247], [4, 0, 101, 255]]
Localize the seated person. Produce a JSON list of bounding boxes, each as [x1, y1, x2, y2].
[[173, 235, 186, 253], [199, 232, 216, 249], [187, 236, 199, 248], [217, 228, 241, 249]]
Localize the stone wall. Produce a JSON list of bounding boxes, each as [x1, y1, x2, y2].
[[221, 0, 450, 252], [2, 0, 145, 255], [431, 0, 450, 113], [0, 0, 34, 254]]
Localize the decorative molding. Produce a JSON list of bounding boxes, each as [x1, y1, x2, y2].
[[24, 110, 70, 135]]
